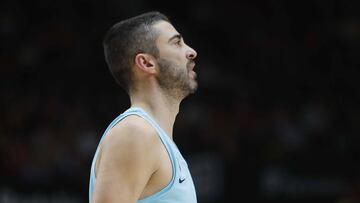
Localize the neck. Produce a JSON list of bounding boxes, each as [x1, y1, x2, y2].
[[129, 88, 181, 139]]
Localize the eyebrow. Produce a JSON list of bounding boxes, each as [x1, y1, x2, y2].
[[168, 34, 182, 43]]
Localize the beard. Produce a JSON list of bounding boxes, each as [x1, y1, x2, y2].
[[155, 58, 198, 100]]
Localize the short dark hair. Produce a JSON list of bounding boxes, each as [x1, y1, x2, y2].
[[103, 11, 170, 93]]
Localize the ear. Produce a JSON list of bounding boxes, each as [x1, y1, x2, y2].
[[134, 53, 156, 74]]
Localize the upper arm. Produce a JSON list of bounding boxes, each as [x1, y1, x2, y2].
[[92, 116, 159, 203]]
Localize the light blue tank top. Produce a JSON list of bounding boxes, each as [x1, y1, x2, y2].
[[89, 107, 197, 203]]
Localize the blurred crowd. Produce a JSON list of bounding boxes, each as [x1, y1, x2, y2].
[[1, 0, 359, 202]]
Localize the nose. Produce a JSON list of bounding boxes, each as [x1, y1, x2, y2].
[[186, 46, 197, 60]]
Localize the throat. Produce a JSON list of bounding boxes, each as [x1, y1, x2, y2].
[[130, 88, 181, 139]]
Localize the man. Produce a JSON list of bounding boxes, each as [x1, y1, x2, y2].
[[89, 11, 198, 203]]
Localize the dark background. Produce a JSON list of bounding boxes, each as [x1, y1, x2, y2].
[[1, 0, 359, 202]]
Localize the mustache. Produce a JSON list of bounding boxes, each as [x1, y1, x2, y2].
[[187, 60, 195, 68]]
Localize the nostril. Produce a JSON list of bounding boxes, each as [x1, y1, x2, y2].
[[188, 53, 195, 59], [186, 48, 197, 59]]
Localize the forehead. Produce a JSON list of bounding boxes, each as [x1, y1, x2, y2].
[[153, 21, 179, 43]]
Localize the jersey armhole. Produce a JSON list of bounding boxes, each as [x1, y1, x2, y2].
[[91, 112, 177, 202]]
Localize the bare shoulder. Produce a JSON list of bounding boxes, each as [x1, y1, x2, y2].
[[104, 115, 158, 146], [93, 115, 162, 202], [99, 115, 161, 166]]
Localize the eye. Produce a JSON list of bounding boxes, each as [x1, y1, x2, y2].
[[175, 39, 182, 46]]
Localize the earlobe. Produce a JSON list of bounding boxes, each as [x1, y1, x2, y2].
[[134, 54, 156, 74]]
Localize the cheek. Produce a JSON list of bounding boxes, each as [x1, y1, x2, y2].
[[170, 55, 184, 66], [159, 47, 187, 69], [164, 48, 186, 63]]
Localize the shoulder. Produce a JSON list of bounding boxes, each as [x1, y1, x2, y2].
[[105, 115, 158, 145], [93, 115, 162, 202], [100, 114, 161, 165]]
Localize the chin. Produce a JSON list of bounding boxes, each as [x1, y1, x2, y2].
[[191, 80, 198, 91], [188, 83, 198, 94]]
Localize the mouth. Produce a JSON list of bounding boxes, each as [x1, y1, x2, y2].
[[187, 61, 196, 70], [187, 60, 197, 79], [189, 70, 197, 79]]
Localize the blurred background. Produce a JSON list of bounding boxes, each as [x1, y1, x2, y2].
[[1, 0, 359, 202]]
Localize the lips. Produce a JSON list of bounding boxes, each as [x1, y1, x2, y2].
[[189, 70, 197, 79], [187, 60, 197, 79], [187, 61, 196, 70]]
